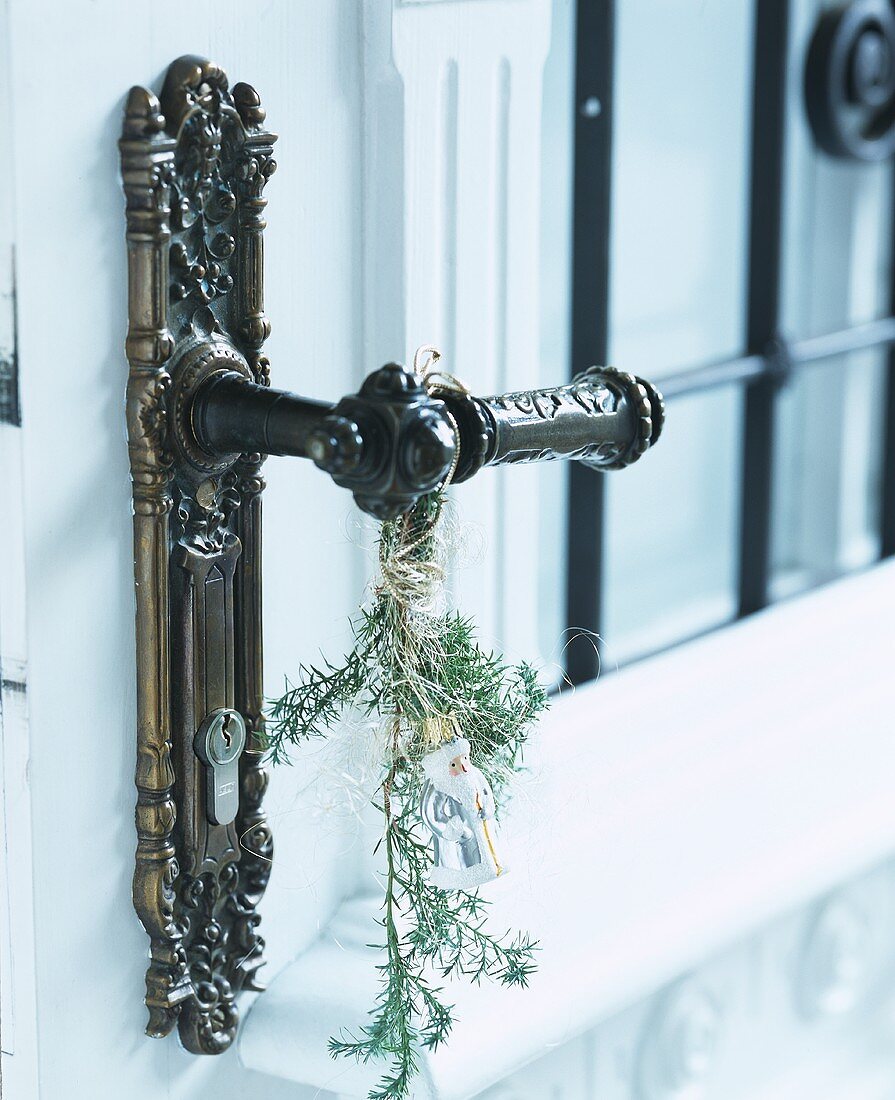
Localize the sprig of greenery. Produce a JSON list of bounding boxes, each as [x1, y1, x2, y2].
[[265, 493, 548, 1099], [266, 617, 381, 765]]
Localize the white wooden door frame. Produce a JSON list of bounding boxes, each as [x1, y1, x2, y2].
[[0, 2, 39, 1090]]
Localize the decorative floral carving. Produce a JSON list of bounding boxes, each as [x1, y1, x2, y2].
[[177, 868, 240, 1054], [232, 745, 273, 993], [493, 389, 563, 420], [798, 893, 872, 1018], [494, 442, 624, 467], [137, 373, 172, 456], [164, 70, 248, 318], [235, 148, 277, 202], [175, 471, 241, 555], [493, 375, 618, 422], [570, 378, 618, 416], [253, 354, 271, 388], [484, 365, 660, 471], [170, 237, 235, 304]]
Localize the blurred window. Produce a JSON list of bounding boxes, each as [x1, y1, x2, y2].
[[564, 0, 895, 677]]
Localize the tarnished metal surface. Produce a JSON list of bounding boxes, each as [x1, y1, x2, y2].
[[195, 361, 664, 518], [121, 55, 273, 1055]]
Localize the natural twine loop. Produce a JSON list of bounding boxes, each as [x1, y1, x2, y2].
[[413, 344, 471, 399], [377, 346, 470, 614], [413, 343, 469, 490]]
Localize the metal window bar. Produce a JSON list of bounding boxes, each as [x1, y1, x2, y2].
[[738, 0, 790, 618], [566, 0, 615, 686], [660, 316, 895, 399], [883, 189, 895, 557]]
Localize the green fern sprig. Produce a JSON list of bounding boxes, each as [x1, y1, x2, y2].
[[265, 492, 548, 1099]]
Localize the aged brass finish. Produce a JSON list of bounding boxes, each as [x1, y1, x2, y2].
[[121, 55, 274, 1054], [122, 54, 664, 1058]]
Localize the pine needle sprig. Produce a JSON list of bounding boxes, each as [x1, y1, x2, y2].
[[266, 492, 549, 1099]]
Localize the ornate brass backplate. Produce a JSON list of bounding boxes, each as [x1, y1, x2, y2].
[[120, 56, 275, 1054]]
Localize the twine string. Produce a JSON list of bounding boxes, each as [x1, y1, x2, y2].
[[376, 346, 473, 758], [378, 346, 470, 614]]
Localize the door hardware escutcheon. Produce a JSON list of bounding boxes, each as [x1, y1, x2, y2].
[[122, 55, 275, 1056], [122, 54, 663, 1056]]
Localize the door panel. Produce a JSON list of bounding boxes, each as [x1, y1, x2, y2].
[[8, 2, 364, 1096], [7, 0, 561, 1093]]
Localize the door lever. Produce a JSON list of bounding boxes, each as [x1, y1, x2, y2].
[[190, 359, 663, 519]]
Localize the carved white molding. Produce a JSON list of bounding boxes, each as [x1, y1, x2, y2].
[[361, 0, 552, 654], [636, 979, 724, 1100], [474, 857, 895, 1100], [797, 891, 873, 1019]]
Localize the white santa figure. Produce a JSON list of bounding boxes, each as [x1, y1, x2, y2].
[[419, 736, 506, 890]]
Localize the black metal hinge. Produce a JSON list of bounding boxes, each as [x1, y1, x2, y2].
[[0, 350, 20, 427], [0, 260, 20, 427]]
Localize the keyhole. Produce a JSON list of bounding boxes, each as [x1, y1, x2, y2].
[[221, 713, 233, 749]]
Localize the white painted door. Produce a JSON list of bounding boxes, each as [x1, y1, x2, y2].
[[3, 1, 895, 1099], [0, 8, 38, 1093], [0, 1, 564, 1097]]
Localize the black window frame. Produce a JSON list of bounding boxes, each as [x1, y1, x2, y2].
[[566, 0, 895, 685]]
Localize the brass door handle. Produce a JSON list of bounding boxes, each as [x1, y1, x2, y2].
[[190, 360, 664, 519]]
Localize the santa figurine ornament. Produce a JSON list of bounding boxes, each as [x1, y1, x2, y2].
[[420, 735, 506, 890]]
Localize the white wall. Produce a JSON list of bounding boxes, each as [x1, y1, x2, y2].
[[8, 2, 366, 1096]]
